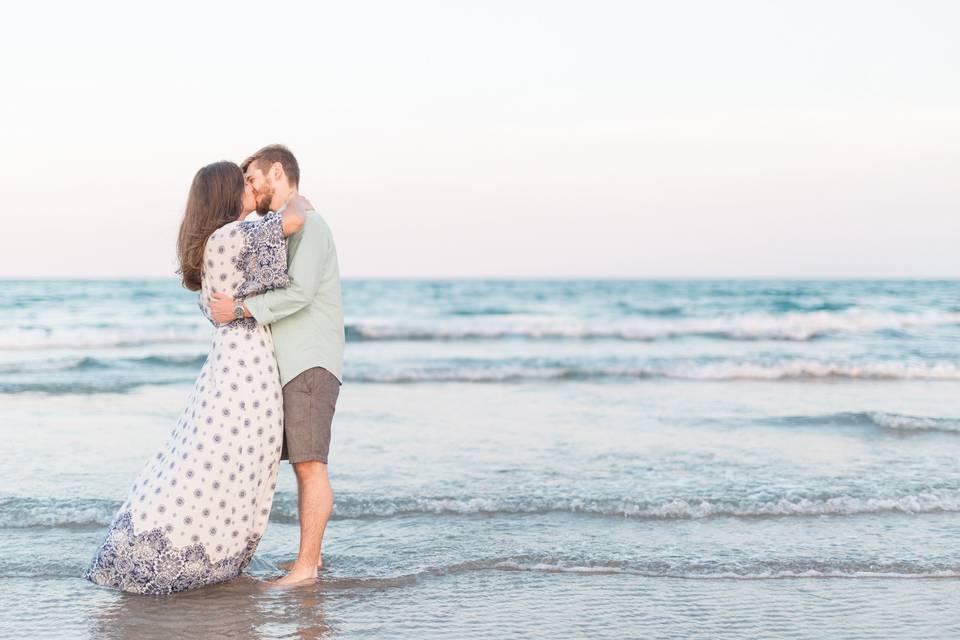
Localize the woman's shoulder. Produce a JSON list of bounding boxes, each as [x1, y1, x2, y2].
[[204, 221, 243, 257], [211, 219, 244, 239], [206, 214, 282, 257]]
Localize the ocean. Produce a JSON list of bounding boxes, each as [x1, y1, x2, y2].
[[2, 278, 960, 639]]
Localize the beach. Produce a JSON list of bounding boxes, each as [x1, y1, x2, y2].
[[3, 279, 960, 638]]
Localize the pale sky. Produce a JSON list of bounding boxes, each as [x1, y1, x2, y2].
[[1, 1, 958, 278]]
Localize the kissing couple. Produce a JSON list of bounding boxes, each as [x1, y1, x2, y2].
[[83, 144, 345, 593]]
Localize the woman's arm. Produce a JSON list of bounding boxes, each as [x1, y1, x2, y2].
[[280, 194, 312, 236], [208, 194, 315, 324]]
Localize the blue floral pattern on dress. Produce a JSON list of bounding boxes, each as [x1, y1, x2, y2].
[[83, 510, 260, 595], [234, 211, 289, 300]]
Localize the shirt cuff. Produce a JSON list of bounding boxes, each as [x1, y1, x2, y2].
[[243, 295, 275, 325]]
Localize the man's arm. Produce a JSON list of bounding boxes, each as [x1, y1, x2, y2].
[[210, 215, 328, 325]]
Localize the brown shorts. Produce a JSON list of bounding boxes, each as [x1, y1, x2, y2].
[[280, 367, 341, 464]]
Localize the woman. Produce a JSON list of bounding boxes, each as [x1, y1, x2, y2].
[[83, 161, 308, 595]]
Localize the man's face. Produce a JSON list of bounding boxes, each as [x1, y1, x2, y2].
[[244, 163, 275, 215], [241, 180, 257, 216]]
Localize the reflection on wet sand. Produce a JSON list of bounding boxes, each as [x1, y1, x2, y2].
[[89, 573, 333, 640]]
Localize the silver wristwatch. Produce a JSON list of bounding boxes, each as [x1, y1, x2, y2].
[[233, 301, 245, 320]]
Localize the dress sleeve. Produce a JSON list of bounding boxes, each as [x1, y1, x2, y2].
[[233, 211, 290, 299]]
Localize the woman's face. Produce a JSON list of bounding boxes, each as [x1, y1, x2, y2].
[[240, 180, 257, 216]]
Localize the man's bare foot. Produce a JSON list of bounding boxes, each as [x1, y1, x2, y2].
[[270, 565, 318, 588], [278, 558, 323, 572]]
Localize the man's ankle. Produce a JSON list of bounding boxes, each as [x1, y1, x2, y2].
[[291, 558, 320, 571]]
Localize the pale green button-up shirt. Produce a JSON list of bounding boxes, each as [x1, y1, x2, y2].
[[243, 210, 344, 387]]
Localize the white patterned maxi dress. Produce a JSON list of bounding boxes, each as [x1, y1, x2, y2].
[[84, 212, 290, 595]]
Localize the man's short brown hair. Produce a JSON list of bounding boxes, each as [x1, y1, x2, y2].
[[242, 144, 300, 187]]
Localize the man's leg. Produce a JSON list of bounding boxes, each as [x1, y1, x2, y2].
[[273, 460, 332, 584], [295, 460, 333, 568], [272, 367, 339, 585]]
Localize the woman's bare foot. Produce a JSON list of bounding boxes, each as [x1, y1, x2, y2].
[[278, 557, 323, 572]]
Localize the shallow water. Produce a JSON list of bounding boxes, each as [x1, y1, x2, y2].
[[2, 279, 960, 638]]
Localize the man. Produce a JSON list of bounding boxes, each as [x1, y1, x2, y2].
[[211, 144, 344, 587]]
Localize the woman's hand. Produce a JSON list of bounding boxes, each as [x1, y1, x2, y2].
[[288, 194, 314, 211], [280, 194, 310, 236]]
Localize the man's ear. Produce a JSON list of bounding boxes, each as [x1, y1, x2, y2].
[[271, 161, 284, 181]]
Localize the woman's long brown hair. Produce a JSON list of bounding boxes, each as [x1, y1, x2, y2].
[[176, 161, 245, 291]]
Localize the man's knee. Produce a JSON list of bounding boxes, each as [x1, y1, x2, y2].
[[292, 459, 327, 481]]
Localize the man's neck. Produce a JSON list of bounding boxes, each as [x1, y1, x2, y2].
[[271, 186, 298, 212]]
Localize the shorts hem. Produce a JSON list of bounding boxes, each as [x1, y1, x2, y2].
[[287, 455, 328, 465]]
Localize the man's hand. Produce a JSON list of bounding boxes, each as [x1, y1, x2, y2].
[[210, 292, 248, 325]]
